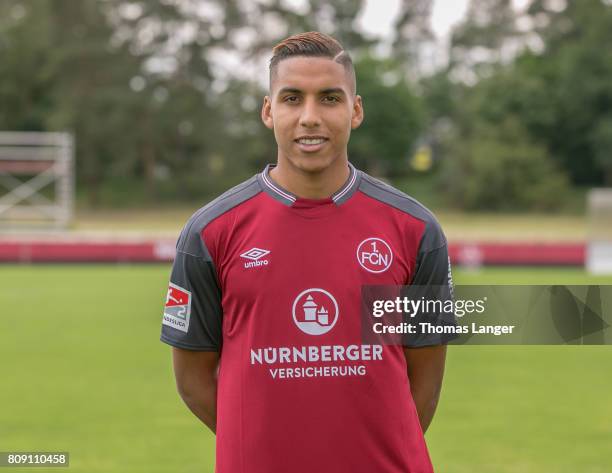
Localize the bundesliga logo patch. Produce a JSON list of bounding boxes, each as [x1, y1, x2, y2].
[[163, 282, 191, 333]]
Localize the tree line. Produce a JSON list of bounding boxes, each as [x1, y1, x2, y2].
[[0, 0, 610, 210]]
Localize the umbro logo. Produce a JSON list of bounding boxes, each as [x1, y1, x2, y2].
[[241, 248, 270, 260], [240, 247, 270, 269]]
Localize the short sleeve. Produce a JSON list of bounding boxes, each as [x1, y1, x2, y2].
[[403, 227, 458, 347], [160, 241, 223, 351], [412, 244, 453, 290]]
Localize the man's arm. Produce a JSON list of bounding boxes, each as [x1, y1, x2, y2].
[[403, 344, 447, 434], [172, 347, 220, 433]]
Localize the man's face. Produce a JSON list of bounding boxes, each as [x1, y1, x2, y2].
[[261, 56, 363, 174]]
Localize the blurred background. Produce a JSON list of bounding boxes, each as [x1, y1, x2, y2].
[[1, 0, 611, 214], [1, 1, 612, 472]]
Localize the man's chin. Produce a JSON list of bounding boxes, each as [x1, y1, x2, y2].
[[287, 155, 337, 174]]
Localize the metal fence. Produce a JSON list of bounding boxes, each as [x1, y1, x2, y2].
[[0, 132, 74, 230]]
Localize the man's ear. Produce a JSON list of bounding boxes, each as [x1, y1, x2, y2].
[[351, 95, 364, 129], [261, 96, 274, 130]]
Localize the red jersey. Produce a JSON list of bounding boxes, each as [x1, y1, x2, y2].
[[161, 163, 453, 473]]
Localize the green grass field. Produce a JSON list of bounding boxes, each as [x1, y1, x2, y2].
[[73, 208, 588, 242], [1, 266, 611, 473]]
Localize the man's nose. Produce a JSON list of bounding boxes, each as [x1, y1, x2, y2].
[[299, 98, 321, 128]]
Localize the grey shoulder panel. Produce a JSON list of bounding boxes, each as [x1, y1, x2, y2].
[[359, 173, 446, 253], [177, 175, 261, 258], [161, 175, 261, 351]]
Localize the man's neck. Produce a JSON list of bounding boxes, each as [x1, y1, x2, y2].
[[269, 157, 350, 200]]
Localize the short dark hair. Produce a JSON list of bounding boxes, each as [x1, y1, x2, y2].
[[269, 32, 356, 93]]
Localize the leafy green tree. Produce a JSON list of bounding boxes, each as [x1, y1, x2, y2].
[[450, 0, 519, 80], [531, 0, 612, 185], [0, 1, 57, 130], [443, 118, 570, 210], [438, 0, 612, 200], [591, 115, 612, 186], [0, 1, 141, 204], [349, 55, 424, 175], [391, 0, 435, 78]]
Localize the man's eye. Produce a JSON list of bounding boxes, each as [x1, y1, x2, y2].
[[284, 96, 299, 103], [323, 96, 339, 103]]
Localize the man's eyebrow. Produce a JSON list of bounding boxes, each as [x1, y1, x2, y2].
[[320, 88, 346, 95], [276, 87, 347, 96], [277, 87, 303, 95]]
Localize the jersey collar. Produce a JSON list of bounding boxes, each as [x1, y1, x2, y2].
[[258, 162, 361, 207]]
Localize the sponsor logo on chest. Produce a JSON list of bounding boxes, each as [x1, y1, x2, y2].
[[250, 287, 385, 380], [292, 288, 339, 335]]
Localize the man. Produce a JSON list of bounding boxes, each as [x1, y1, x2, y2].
[[161, 31, 453, 473]]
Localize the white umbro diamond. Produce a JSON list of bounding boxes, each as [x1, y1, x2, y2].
[[240, 247, 271, 261]]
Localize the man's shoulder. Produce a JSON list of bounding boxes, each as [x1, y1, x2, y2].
[[357, 170, 446, 251], [176, 174, 261, 256]]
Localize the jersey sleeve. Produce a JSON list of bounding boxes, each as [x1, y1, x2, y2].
[[160, 225, 223, 351], [403, 221, 458, 347], [412, 245, 453, 290]]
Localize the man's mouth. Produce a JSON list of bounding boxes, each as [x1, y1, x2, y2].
[[295, 136, 327, 145], [294, 136, 328, 152]]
